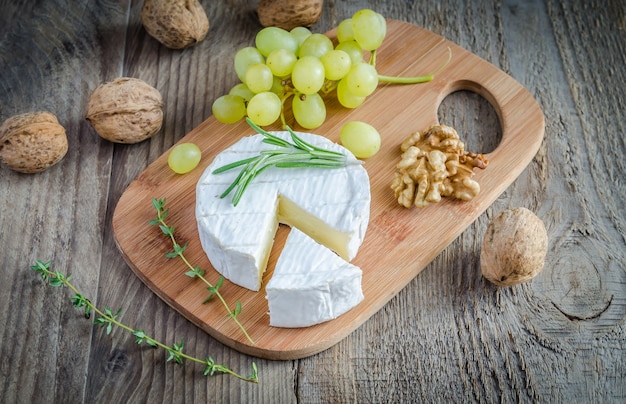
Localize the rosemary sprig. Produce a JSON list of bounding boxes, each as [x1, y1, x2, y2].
[[30, 260, 258, 383], [150, 197, 255, 345], [213, 118, 350, 206]]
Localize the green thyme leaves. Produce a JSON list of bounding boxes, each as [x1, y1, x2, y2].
[[30, 260, 258, 383], [150, 197, 254, 345]]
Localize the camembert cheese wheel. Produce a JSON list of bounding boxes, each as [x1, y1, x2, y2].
[[195, 131, 370, 326]]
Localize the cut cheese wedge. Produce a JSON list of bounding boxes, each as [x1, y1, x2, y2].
[[195, 131, 370, 303], [266, 227, 364, 327]]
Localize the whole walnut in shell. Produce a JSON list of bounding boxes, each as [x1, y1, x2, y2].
[[141, 0, 209, 49], [258, 0, 323, 30], [86, 77, 163, 144], [0, 111, 68, 173], [481, 207, 548, 286]]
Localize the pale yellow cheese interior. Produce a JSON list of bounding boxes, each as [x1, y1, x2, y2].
[[276, 195, 351, 261]]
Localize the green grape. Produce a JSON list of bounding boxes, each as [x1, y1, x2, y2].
[[345, 62, 378, 97], [290, 26, 312, 46], [212, 94, 247, 124], [255, 26, 298, 57], [292, 93, 326, 129], [351, 9, 386, 51], [320, 49, 352, 80], [266, 48, 297, 77], [340, 121, 381, 158], [335, 40, 364, 65], [270, 76, 286, 96], [291, 56, 325, 95], [336, 78, 366, 108], [337, 19, 354, 43], [234, 47, 265, 82], [298, 33, 334, 58], [247, 92, 282, 126], [229, 83, 254, 102], [245, 63, 274, 93], [168, 143, 202, 174]]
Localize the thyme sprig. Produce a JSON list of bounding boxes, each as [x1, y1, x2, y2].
[[213, 118, 351, 206], [30, 260, 258, 383], [150, 197, 255, 345]]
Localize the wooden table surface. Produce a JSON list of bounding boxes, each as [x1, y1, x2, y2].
[[1, 1, 624, 403]]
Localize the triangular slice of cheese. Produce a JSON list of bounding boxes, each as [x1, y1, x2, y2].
[[196, 131, 370, 293], [266, 227, 364, 328]]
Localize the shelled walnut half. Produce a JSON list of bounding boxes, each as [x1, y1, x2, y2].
[[391, 124, 488, 208]]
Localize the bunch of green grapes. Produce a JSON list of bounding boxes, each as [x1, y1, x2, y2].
[[212, 9, 390, 130]]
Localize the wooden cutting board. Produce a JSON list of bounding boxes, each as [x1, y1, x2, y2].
[[112, 19, 544, 360]]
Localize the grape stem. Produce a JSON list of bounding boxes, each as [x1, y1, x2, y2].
[[377, 46, 452, 84], [377, 74, 434, 84]]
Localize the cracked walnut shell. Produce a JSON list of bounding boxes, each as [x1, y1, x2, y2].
[[391, 124, 488, 208], [141, 0, 209, 49], [86, 77, 163, 144], [0, 111, 68, 173]]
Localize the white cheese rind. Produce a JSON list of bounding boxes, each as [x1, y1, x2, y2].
[[266, 228, 364, 328], [195, 131, 370, 292]]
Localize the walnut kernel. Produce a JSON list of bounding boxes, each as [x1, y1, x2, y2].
[[86, 77, 163, 144], [141, 0, 209, 49], [480, 207, 548, 286], [0, 111, 68, 173], [391, 124, 488, 208]]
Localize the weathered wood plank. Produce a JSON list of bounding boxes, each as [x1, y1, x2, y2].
[[298, 0, 626, 402], [0, 1, 129, 403], [0, 0, 624, 402], [82, 1, 296, 402]]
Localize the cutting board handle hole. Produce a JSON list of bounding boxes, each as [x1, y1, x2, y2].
[[437, 87, 503, 154]]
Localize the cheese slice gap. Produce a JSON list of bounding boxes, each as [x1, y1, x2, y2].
[[266, 227, 364, 328], [195, 131, 370, 292]]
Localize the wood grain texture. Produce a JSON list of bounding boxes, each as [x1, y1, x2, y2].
[[0, 0, 624, 403]]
